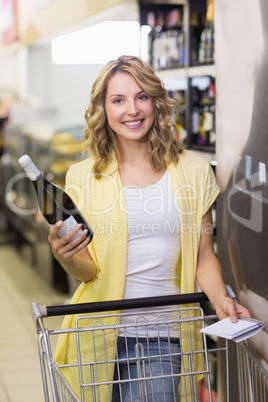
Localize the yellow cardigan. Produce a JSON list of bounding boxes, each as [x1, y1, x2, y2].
[[54, 150, 220, 401]]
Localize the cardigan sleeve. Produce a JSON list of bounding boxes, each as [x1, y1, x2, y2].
[[175, 150, 220, 220]]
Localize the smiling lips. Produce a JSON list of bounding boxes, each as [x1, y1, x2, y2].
[[122, 119, 144, 128]]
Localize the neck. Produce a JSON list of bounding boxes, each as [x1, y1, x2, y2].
[[118, 140, 149, 166]]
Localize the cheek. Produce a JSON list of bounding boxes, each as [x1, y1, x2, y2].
[[106, 105, 120, 122], [146, 105, 155, 124], [146, 101, 155, 116]]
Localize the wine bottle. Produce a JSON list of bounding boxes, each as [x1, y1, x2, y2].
[[18, 154, 93, 243], [191, 86, 200, 144]]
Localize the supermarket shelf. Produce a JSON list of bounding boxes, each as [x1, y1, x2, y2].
[[158, 64, 215, 90]]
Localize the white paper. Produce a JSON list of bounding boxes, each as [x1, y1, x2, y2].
[[201, 317, 265, 343]]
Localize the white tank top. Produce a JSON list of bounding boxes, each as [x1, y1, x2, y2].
[[120, 170, 181, 338]]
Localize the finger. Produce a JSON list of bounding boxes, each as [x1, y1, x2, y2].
[[48, 221, 63, 242], [235, 303, 251, 319], [61, 225, 87, 246], [227, 301, 239, 323], [58, 235, 90, 260], [58, 228, 89, 254], [51, 223, 83, 247]]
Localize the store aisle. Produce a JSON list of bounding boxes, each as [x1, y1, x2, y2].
[[0, 245, 66, 402]]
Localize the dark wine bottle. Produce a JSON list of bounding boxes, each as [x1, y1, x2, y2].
[[18, 154, 93, 243]]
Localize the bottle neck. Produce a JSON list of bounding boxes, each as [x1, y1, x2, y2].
[[26, 170, 41, 181], [19, 157, 41, 181]]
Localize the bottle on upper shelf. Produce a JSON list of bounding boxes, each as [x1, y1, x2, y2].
[[190, 12, 202, 67], [198, 23, 214, 65], [146, 7, 186, 71], [198, 0, 215, 65]]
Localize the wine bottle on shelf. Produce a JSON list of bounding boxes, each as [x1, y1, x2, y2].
[[151, 12, 168, 71], [208, 80, 216, 146], [198, 27, 207, 64], [198, 0, 215, 65], [191, 86, 200, 144], [18, 154, 94, 243], [178, 29, 186, 67], [190, 12, 201, 66], [198, 90, 206, 145], [204, 82, 216, 146], [205, 22, 214, 63]]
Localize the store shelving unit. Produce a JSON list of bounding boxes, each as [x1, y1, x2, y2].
[[139, 0, 216, 154]]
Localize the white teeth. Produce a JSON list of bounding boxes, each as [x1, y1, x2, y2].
[[123, 120, 142, 126]]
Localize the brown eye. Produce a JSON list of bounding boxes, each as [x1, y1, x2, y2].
[[138, 94, 150, 101]]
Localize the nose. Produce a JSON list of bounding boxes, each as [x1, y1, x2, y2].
[[126, 100, 139, 115]]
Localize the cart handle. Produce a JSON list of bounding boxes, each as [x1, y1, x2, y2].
[[33, 292, 210, 319]]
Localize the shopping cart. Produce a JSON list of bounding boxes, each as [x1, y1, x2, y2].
[[31, 292, 267, 402], [236, 341, 268, 402]]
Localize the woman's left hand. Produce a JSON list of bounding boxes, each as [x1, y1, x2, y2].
[[214, 294, 251, 322]]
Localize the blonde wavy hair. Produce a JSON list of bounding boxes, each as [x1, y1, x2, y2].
[[83, 55, 184, 177]]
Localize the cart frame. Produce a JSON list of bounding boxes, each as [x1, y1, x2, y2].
[[31, 292, 267, 402]]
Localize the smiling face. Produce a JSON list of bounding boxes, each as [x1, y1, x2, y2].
[[104, 72, 155, 147]]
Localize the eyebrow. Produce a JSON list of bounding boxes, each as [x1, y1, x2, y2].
[[108, 90, 146, 98]]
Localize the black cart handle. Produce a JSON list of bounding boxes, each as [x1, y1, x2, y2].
[[33, 292, 209, 319]]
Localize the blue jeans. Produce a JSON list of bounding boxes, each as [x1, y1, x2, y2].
[[112, 337, 181, 402]]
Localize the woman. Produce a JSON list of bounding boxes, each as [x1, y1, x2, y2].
[[49, 55, 250, 401]]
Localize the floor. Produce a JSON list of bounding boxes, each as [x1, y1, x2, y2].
[[0, 244, 67, 402]]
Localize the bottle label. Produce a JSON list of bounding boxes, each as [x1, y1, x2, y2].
[[57, 215, 82, 241], [203, 111, 213, 131]]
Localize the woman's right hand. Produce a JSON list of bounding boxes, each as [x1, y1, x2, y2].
[[48, 220, 91, 265], [48, 221, 97, 283]]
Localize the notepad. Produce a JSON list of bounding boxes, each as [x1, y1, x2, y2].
[[200, 317, 265, 343]]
